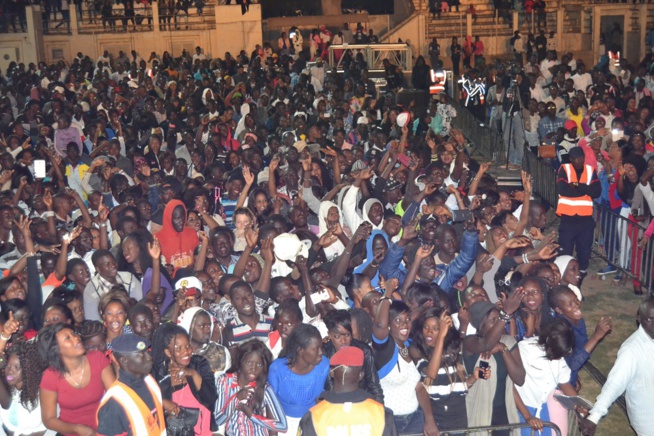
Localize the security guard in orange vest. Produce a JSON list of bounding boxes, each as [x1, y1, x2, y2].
[[298, 346, 397, 436], [556, 146, 601, 282], [97, 334, 166, 436]]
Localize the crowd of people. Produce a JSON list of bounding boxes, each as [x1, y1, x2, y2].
[[0, 20, 651, 436]]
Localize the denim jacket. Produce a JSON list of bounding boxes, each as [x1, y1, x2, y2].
[[380, 230, 479, 290]]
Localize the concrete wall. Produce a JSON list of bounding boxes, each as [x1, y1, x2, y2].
[[0, 4, 262, 65]]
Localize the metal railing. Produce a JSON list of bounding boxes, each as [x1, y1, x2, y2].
[[401, 421, 562, 436], [522, 145, 654, 295], [441, 94, 505, 163], [327, 43, 412, 72], [522, 146, 558, 208], [593, 204, 654, 294]]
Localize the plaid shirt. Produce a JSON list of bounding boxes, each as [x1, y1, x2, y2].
[[537, 116, 566, 141]]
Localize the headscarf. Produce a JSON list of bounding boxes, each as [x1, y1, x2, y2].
[[154, 200, 200, 272], [318, 201, 345, 261], [178, 306, 214, 337], [553, 255, 582, 300], [353, 229, 389, 288]]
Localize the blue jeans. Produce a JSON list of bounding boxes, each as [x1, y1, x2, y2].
[[393, 408, 424, 434], [518, 403, 551, 436]]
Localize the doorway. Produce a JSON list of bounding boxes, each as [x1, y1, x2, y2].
[[600, 15, 624, 54]]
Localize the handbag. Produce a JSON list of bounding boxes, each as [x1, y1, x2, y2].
[[166, 406, 200, 436], [538, 144, 556, 159]]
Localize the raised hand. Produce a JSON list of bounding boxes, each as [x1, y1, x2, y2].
[[260, 237, 275, 263], [352, 222, 372, 244], [358, 168, 374, 180], [330, 222, 343, 236], [536, 242, 559, 261], [13, 215, 32, 236], [2, 312, 19, 339], [504, 236, 531, 249], [401, 217, 419, 242], [438, 310, 453, 341], [322, 147, 337, 157], [148, 238, 162, 259], [502, 287, 524, 315], [244, 226, 259, 249], [43, 190, 53, 209], [416, 244, 434, 260], [593, 316, 612, 339], [242, 165, 254, 186], [318, 231, 336, 248], [198, 231, 209, 245], [475, 253, 494, 273]]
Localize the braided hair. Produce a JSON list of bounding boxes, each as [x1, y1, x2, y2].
[[1, 340, 46, 411], [151, 323, 188, 381]]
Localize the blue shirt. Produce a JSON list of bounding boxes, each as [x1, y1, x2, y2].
[[268, 356, 330, 418]]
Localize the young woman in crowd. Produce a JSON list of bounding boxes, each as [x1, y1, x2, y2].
[[38, 323, 116, 436], [372, 282, 438, 435], [0, 339, 48, 435], [268, 324, 329, 435], [215, 340, 288, 435], [151, 323, 218, 436]]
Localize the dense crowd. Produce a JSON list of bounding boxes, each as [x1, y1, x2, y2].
[[0, 21, 652, 436]]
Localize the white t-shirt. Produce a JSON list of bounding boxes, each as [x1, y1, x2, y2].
[[515, 337, 571, 410]]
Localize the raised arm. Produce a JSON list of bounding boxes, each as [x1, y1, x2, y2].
[[400, 243, 433, 294], [372, 278, 394, 342], [515, 171, 532, 236], [256, 237, 274, 294], [469, 161, 491, 197], [194, 231, 210, 272], [236, 165, 254, 209]]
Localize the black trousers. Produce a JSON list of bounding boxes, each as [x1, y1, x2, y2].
[[558, 215, 596, 272]]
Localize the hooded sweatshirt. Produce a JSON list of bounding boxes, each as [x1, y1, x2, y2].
[[342, 186, 384, 233], [178, 307, 231, 377], [318, 201, 346, 261], [155, 200, 200, 271]]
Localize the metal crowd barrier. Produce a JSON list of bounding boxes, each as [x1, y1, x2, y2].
[[593, 204, 654, 294], [522, 145, 654, 295], [401, 421, 562, 436], [522, 146, 558, 208], [441, 94, 505, 163]]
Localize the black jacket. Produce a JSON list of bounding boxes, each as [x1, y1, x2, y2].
[[322, 338, 384, 404]]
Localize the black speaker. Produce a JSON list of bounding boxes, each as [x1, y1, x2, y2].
[[395, 89, 430, 118]]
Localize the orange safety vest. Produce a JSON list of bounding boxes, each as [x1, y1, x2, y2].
[[98, 374, 166, 436], [307, 397, 387, 435], [556, 163, 594, 217]]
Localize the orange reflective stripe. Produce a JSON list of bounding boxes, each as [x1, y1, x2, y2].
[[556, 164, 594, 217], [98, 375, 166, 436]]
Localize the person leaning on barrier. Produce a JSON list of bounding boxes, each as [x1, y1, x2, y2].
[[556, 146, 601, 285]]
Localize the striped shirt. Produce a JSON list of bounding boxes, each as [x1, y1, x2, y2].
[[214, 373, 287, 436], [228, 314, 273, 346]]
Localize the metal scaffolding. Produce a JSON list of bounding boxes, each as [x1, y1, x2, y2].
[[327, 43, 413, 72]]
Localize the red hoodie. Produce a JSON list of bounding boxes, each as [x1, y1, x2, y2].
[[155, 200, 200, 271]]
